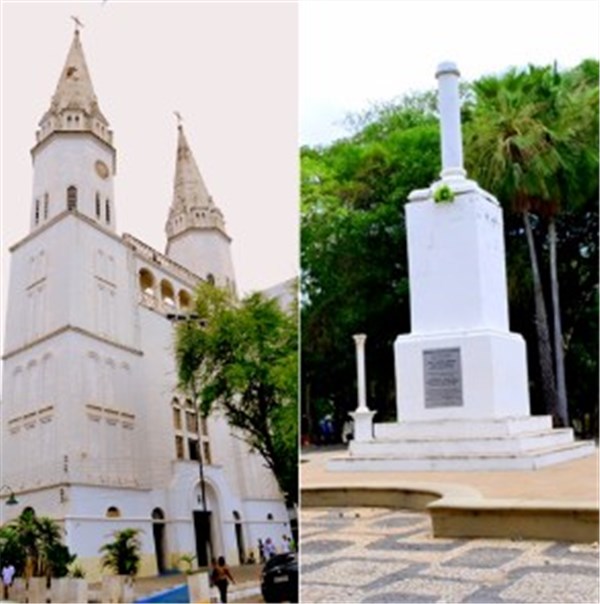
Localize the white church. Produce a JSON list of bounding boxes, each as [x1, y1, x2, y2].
[[1, 27, 292, 579]]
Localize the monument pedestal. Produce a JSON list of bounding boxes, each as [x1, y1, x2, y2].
[[350, 409, 376, 442], [394, 329, 529, 422]]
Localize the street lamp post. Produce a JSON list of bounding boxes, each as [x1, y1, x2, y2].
[[168, 312, 213, 569]]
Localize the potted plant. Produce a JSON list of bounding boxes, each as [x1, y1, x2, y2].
[[99, 528, 142, 603]]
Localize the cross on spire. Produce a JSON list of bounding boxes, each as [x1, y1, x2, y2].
[[70, 15, 84, 33]]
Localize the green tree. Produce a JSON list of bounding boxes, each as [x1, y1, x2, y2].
[[301, 96, 440, 438], [175, 283, 298, 505], [99, 528, 142, 577], [1, 509, 73, 579], [466, 62, 599, 426]]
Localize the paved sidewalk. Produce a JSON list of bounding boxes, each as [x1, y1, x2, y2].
[[301, 506, 599, 603], [301, 445, 599, 502]]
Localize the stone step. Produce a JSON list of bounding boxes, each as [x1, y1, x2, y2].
[[351, 428, 575, 457], [374, 415, 552, 440], [329, 440, 596, 472]]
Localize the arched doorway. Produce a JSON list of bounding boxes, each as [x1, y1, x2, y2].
[[152, 508, 167, 574], [192, 482, 215, 568], [233, 511, 245, 564]]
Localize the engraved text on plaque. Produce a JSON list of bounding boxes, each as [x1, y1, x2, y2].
[[423, 347, 463, 408]]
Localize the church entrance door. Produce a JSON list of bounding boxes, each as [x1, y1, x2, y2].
[[193, 510, 212, 567]]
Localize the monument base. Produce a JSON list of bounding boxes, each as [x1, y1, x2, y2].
[[350, 409, 376, 442], [394, 329, 531, 421], [331, 416, 595, 472]]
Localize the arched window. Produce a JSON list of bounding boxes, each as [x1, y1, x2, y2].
[[105, 199, 111, 224], [206, 273, 215, 285], [34, 199, 40, 225], [106, 506, 121, 518], [67, 186, 77, 211], [267, 513, 273, 521], [178, 290, 192, 310], [139, 268, 155, 295], [44, 193, 49, 220], [96, 193, 101, 219], [160, 279, 175, 307]]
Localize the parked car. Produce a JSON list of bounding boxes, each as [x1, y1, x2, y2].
[[260, 552, 298, 603]]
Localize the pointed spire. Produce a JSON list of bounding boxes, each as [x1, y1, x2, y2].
[[166, 122, 228, 240], [36, 27, 112, 145]]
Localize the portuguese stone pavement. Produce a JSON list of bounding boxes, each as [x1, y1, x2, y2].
[[300, 507, 599, 603]]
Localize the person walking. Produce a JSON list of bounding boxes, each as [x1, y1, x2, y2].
[[264, 537, 277, 559], [2, 563, 15, 601], [211, 556, 235, 603]]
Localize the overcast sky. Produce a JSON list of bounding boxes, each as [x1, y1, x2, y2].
[[301, 0, 600, 146], [1, 1, 599, 349]]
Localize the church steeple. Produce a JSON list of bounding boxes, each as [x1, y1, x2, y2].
[[30, 25, 116, 233], [36, 27, 112, 146], [165, 122, 235, 291], [165, 124, 228, 240]]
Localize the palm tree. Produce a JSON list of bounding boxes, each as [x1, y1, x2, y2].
[[466, 62, 599, 427], [99, 528, 142, 577], [6, 509, 68, 580], [35, 516, 70, 578], [542, 62, 599, 427], [466, 66, 560, 422]]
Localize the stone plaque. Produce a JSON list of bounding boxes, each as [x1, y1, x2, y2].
[[423, 347, 463, 408]]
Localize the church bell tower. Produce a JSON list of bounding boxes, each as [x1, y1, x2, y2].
[[165, 123, 236, 292], [31, 26, 117, 232]]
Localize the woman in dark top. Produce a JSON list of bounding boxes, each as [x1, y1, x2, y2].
[[211, 555, 236, 603]]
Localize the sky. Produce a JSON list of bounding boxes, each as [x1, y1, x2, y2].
[[1, 0, 599, 348], [300, 0, 600, 146], [1, 1, 299, 348]]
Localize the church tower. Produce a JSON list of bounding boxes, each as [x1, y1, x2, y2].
[[165, 124, 236, 292], [32, 27, 116, 232], [2, 26, 141, 528]]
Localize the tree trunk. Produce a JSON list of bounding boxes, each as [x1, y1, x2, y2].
[[548, 218, 569, 426], [522, 211, 559, 423]]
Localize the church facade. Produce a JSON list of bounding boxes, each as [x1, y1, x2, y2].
[[1, 28, 290, 579]]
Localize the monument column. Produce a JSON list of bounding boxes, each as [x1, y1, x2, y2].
[[350, 334, 375, 442], [436, 62, 466, 181]]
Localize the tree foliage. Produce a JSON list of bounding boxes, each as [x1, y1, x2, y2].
[[99, 528, 142, 577], [175, 282, 298, 505], [0, 509, 75, 579]]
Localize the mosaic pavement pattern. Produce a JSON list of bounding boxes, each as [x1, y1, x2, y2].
[[300, 507, 599, 603]]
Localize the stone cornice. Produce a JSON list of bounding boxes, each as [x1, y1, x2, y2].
[[2, 325, 143, 361], [9, 209, 121, 253]]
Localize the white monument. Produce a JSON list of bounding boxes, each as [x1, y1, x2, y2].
[[331, 62, 595, 471]]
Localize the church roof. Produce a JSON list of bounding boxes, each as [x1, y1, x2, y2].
[[36, 29, 112, 146], [166, 124, 228, 240]]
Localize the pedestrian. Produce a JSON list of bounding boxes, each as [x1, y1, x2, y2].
[[280, 535, 290, 553], [211, 555, 235, 603], [264, 537, 277, 558], [2, 563, 15, 601], [258, 538, 265, 563]]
